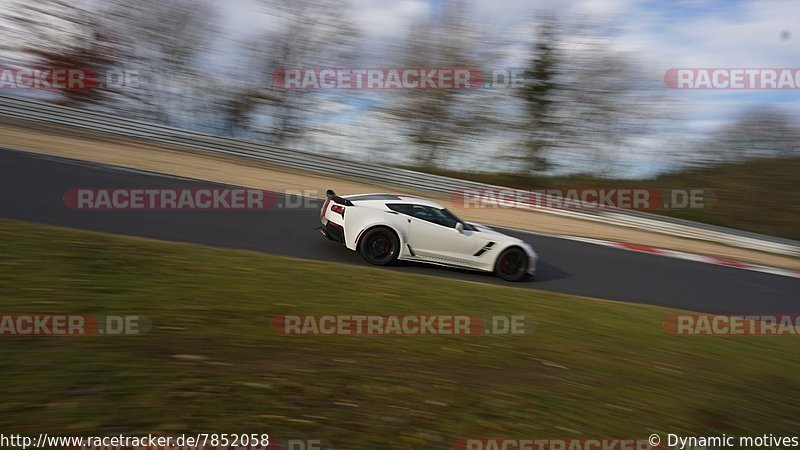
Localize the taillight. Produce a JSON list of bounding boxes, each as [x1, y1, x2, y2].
[[331, 204, 346, 217], [321, 199, 330, 218]]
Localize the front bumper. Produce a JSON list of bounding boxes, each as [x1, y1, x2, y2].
[[527, 250, 538, 276]]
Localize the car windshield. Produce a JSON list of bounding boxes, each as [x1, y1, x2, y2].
[[437, 208, 464, 228], [443, 209, 477, 231]]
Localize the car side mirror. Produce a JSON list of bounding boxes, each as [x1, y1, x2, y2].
[[455, 222, 464, 233]]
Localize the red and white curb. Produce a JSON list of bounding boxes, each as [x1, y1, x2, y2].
[[561, 235, 800, 279]]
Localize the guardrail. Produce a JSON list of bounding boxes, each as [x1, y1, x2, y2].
[[0, 94, 797, 257]]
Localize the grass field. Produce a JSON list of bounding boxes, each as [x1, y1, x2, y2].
[[0, 219, 798, 449]]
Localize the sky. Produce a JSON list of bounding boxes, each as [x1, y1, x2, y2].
[[87, 0, 800, 177], [9, 0, 798, 178], [293, 0, 798, 177]]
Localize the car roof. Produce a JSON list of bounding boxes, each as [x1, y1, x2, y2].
[[344, 193, 445, 209]]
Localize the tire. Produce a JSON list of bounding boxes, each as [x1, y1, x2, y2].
[[494, 247, 529, 281], [358, 227, 400, 266]]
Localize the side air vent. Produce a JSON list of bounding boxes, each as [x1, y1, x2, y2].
[[473, 242, 496, 257]]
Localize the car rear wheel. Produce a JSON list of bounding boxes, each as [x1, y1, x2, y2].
[[359, 228, 399, 266], [494, 247, 528, 281]]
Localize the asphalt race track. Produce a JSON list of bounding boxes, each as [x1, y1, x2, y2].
[[1, 147, 797, 314]]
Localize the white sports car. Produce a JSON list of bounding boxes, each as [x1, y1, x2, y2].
[[319, 190, 538, 281]]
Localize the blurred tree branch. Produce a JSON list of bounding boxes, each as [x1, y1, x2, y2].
[[386, 0, 493, 168]]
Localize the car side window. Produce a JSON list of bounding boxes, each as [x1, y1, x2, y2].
[[387, 204, 467, 229], [386, 204, 414, 215], [386, 204, 430, 221], [410, 206, 436, 222]]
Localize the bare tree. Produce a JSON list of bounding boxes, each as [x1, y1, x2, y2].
[[122, 0, 215, 71], [102, 0, 219, 124], [0, 0, 218, 120], [0, 0, 133, 106], [515, 16, 666, 175], [694, 106, 800, 165], [387, 0, 492, 168], [214, 0, 358, 140]]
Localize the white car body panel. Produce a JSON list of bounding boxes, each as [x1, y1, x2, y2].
[[320, 192, 537, 277]]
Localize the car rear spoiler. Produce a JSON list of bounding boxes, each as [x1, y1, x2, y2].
[[326, 189, 354, 206]]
